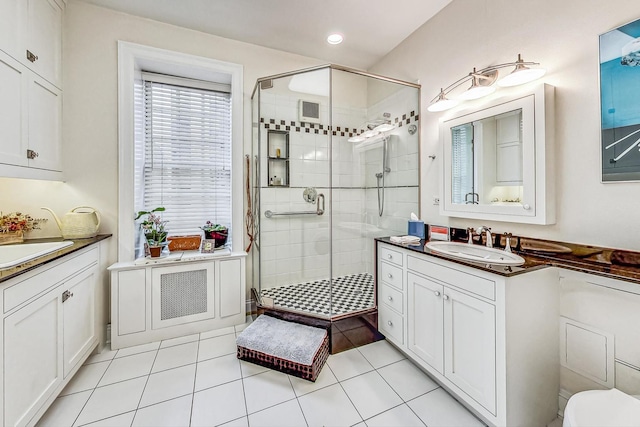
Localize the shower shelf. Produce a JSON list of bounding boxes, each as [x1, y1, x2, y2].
[[267, 130, 290, 187]]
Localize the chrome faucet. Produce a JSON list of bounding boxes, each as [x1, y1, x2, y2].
[[503, 232, 513, 253], [466, 227, 475, 245], [477, 226, 493, 248]]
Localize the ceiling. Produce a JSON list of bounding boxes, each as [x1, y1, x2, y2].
[[75, 0, 452, 69]]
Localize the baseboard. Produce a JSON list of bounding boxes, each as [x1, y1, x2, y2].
[[558, 388, 571, 418]]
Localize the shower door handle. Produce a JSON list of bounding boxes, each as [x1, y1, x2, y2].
[[316, 193, 325, 216]]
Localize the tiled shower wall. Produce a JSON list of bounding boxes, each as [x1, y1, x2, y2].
[[257, 86, 419, 289]]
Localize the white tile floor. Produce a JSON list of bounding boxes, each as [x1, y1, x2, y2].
[[37, 322, 486, 427]]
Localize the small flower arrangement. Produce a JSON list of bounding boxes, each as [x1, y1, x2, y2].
[[0, 211, 47, 234], [135, 207, 168, 247], [200, 221, 228, 247]]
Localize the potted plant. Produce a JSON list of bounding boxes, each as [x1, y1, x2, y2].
[[135, 207, 168, 257], [0, 211, 47, 245], [200, 221, 228, 248]]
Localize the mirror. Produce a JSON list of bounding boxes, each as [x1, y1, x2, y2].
[[440, 84, 556, 225]]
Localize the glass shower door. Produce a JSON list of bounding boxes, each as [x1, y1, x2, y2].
[[255, 68, 333, 319]]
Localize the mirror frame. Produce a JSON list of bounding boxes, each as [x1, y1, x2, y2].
[[439, 83, 556, 225]]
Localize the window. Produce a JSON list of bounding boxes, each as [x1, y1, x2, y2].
[[135, 73, 232, 240], [451, 123, 474, 204], [117, 42, 243, 262]]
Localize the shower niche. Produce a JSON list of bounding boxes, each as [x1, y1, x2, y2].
[[250, 65, 420, 352], [267, 130, 289, 187]]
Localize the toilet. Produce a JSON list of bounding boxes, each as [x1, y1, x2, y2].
[[563, 388, 640, 427]]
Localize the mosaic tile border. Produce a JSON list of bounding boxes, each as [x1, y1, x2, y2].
[[259, 111, 419, 137]]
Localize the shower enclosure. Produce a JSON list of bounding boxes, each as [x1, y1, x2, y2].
[[250, 65, 420, 322]]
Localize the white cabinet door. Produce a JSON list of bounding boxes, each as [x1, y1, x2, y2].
[[0, 0, 27, 60], [4, 289, 62, 427], [26, 0, 61, 87], [63, 267, 97, 377], [443, 287, 496, 413], [407, 273, 444, 374], [116, 269, 147, 336], [28, 73, 61, 171], [219, 258, 242, 318], [0, 51, 28, 168]]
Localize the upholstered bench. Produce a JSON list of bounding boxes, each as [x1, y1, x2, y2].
[[236, 315, 329, 382]]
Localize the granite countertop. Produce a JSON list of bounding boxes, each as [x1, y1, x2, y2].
[[376, 236, 640, 285], [0, 235, 111, 283]]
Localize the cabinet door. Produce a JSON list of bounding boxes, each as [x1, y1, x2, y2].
[[443, 287, 496, 413], [407, 273, 444, 373], [4, 289, 62, 427], [219, 258, 242, 318], [496, 141, 522, 183], [0, 0, 27, 60], [27, 0, 61, 87], [28, 73, 61, 171], [63, 267, 97, 377], [0, 51, 28, 167]]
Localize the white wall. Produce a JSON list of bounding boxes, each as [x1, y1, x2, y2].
[[0, 2, 325, 260], [370, 0, 640, 251]]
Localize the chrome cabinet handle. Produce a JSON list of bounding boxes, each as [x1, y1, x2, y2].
[[523, 204, 531, 210], [387, 254, 393, 259], [387, 273, 392, 279], [387, 320, 393, 326], [443, 294, 450, 301], [434, 291, 441, 297], [387, 296, 393, 301]]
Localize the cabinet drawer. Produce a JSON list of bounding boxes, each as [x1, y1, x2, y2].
[[380, 283, 403, 314], [379, 245, 403, 267], [379, 261, 403, 291], [407, 255, 495, 300], [379, 305, 404, 345], [4, 247, 98, 313]]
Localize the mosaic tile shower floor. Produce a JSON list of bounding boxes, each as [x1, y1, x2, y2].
[[259, 273, 375, 317]]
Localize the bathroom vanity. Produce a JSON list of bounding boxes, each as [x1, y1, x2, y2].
[[377, 239, 560, 426], [0, 237, 109, 427]]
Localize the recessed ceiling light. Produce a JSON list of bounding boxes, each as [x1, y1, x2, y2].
[[327, 33, 343, 45]]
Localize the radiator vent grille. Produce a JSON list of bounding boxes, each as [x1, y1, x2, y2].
[[160, 269, 207, 320]]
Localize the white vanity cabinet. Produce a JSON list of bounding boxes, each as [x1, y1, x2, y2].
[[377, 241, 559, 426], [109, 253, 247, 349], [1, 245, 100, 427], [378, 245, 405, 347], [0, 0, 63, 180]]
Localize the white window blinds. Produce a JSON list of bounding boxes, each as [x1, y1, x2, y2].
[[451, 123, 474, 204], [138, 75, 232, 236]]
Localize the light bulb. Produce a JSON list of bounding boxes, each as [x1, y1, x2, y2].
[[457, 85, 496, 100], [373, 123, 395, 133], [497, 67, 546, 87], [361, 129, 379, 139], [327, 34, 343, 45]]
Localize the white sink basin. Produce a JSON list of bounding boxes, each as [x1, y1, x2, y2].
[[0, 241, 74, 270], [426, 241, 525, 266]]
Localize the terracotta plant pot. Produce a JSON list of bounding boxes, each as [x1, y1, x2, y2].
[[148, 245, 162, 258]]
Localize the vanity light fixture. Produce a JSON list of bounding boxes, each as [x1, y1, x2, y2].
[[427, 54, 546, 113], [327, 33, 344, 45], [347, 117, 396, 143]]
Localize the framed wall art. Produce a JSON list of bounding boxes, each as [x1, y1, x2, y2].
[[600, 18, 640, 182]]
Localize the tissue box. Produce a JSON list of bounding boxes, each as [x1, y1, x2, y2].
[[408, 220, 425, 239]]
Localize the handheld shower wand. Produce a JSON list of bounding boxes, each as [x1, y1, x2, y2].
[[376, 136, 391, 216]]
